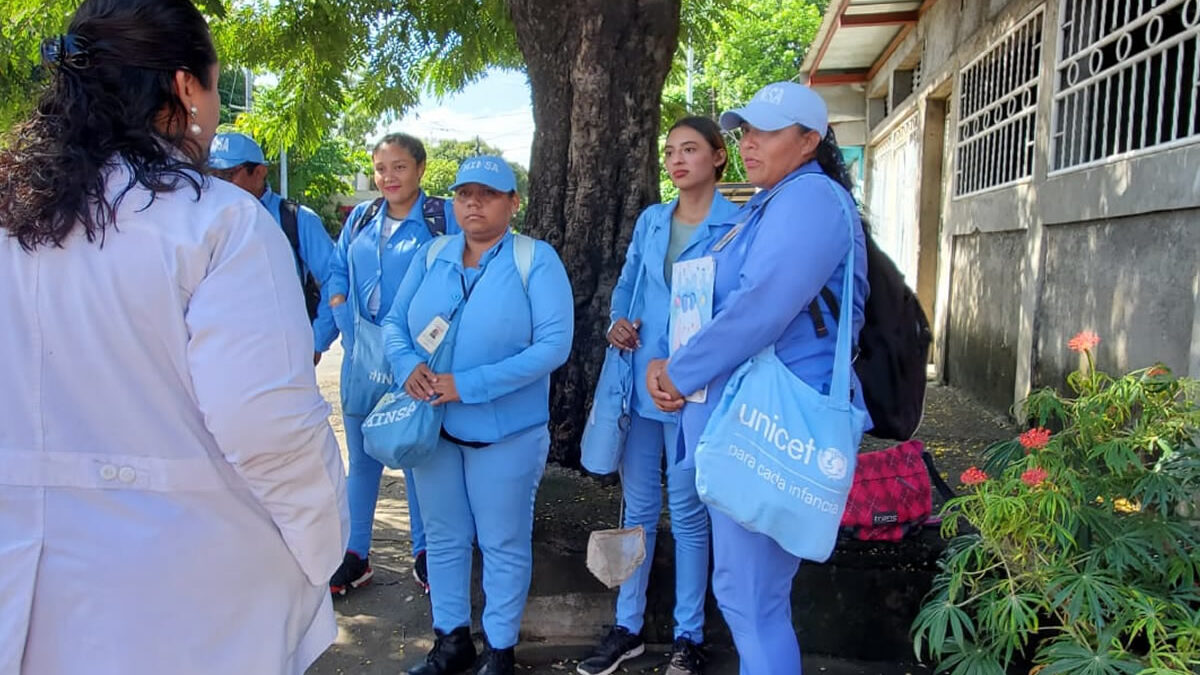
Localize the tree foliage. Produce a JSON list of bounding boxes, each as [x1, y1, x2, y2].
[[661, 0, 825, 187], [210, 0, 521, 158], [0, 0, 224, 128]]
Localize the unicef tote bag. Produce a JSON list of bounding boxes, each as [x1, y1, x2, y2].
[[693, 182, 866, 562]]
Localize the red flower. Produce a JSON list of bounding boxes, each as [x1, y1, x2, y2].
[[961, 466, 989, 486], [1068, 330, 1101, 353], [1147, 366, 1168, 377], [1021, 467, 1049, 487], [1019, 427, 1052, 452]]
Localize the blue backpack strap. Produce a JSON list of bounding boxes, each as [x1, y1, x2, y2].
[[422, 196, 447, 237], [425, 235, 453, 270], [512, 234, 535, 292]]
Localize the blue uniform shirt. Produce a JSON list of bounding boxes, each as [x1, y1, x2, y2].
[[259, 188, 339, 351], [382, 232, 574, 444], [667, 162, 870, 465], [608, 191, 740, 422], [327, 192, 459, 349]]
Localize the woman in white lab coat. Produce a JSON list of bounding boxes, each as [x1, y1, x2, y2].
[[0, 1, 348, 673]]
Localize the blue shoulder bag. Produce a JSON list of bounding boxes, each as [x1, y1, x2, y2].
[[693, 179, 866, 562], [580, 267, 646, 475]]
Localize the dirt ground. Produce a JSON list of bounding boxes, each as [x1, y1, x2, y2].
[[307, 342, 1016, 675]]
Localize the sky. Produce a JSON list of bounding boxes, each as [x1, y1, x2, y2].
[[380, 68, 536, 168]]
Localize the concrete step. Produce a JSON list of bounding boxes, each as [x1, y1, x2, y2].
[[522, 468, 944, 665]]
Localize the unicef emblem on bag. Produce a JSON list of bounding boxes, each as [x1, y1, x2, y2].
[[817, 446, 850, 481]]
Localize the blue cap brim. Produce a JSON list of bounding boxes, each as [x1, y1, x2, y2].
[[719, 104, 797, 132], [207, 157, 242, 170], [449, 179, 516, 193]]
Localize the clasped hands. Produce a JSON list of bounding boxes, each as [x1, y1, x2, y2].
[[646, 358, 685, 413], [404, 364, 460, 406]]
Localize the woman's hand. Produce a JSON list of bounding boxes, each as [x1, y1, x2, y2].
[[607, 317, 642, 351], [404, 363, 437, 401], [430, 374, 461, 406], [646, 358, 685, 413]]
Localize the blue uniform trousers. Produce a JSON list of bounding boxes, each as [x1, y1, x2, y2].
[[615, 411, 709, 641], [711, 507, 803, 674], [412, 425, 549, 649]]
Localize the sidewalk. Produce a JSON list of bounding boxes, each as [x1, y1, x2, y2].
[[308, 342, 1015, 674]]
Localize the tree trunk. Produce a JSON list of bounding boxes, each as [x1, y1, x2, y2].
[[506, 0, 681, 465]]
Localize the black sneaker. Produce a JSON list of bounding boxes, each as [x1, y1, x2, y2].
[[475, 642, 515, 675], [408, 626, 477, 675], [664, 637, 704, 675], [330, 551, 373, 596], [576, 626, 644, 675], [414, 549, 430, 594]]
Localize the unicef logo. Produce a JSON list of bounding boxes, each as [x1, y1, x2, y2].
[[817, 447, 849, 480], [758, 85, 785, 105]]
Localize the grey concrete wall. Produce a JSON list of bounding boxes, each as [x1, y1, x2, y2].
[[945, 230, 1026, 411], [838, 0, 1200, 412], [1033, 210, 1200, 390]]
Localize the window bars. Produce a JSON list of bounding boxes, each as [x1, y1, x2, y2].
[[1053, 0, 1200, 172], [955, 8, 1045, 197]]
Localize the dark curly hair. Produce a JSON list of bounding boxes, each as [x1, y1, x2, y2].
[[800, 124, 871, 235], [0, 0, 218, 251]]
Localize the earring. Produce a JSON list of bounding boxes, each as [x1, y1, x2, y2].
[[188, 105, 202, 136]]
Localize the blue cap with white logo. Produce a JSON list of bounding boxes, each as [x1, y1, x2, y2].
[[208, 132, 266, 170], [449, 155, 517, 193], [719, 81, 829, 137]]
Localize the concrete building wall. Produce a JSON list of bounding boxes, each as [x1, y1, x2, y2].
[[840, 0, 1200, 414], [1034, 211, 1200, 389], [945, 230, 1024, 411]]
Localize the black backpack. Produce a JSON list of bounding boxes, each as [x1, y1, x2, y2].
[[349, 195, 448, 239], [809, 233, 933, 441], [278, 199, 323, 323]]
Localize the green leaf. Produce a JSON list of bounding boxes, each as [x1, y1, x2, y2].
[[933, 640, 1007, 675], [1049, 568, 1124, 628], [1036, 634, 1145, 675], [911, 579, 977, 660]]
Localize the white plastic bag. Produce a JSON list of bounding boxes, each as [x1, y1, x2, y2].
[[585, 525, 646, 589]]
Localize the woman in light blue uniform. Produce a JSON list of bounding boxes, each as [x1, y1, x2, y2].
[[577, 117, 738, 675], [647, 83, 870, 675], [325, 133, 458, 596], [382, 156, 574, 675]]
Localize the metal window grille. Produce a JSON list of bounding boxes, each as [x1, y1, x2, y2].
[[1053, 0, 1200, 172], [954, 9, 1045, 197]]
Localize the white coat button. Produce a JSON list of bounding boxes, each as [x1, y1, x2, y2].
[[118, 466, 136, 484], [100, 464, 117, 481]]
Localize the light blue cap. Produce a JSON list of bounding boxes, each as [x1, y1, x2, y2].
[[449, 155, 517, 193], [719, 81, 829, 137], [208, 132, 266, 170]]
